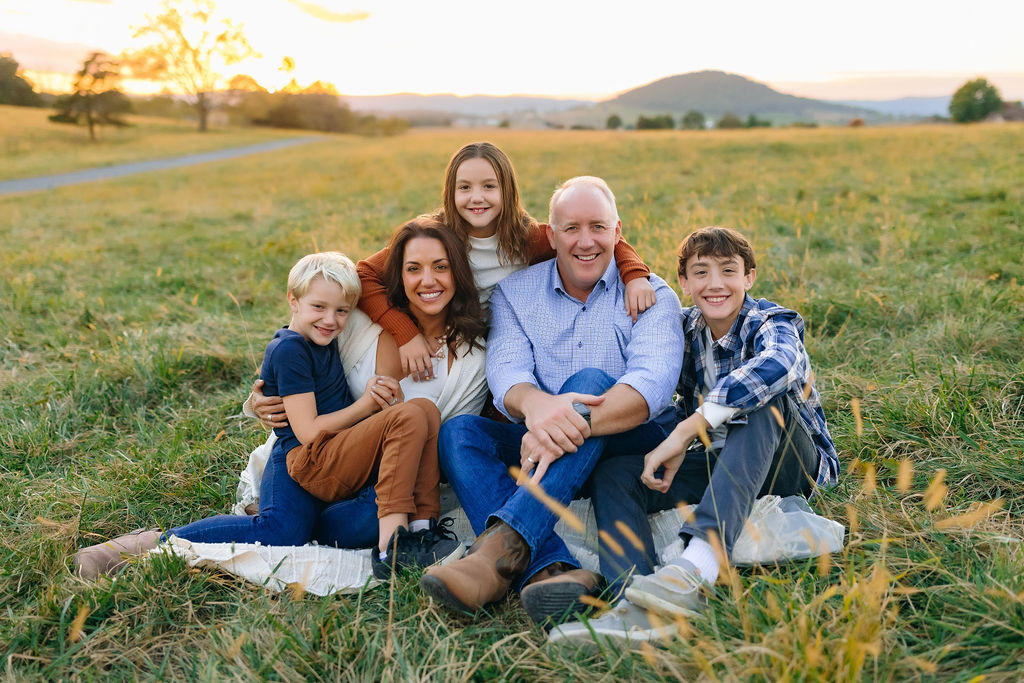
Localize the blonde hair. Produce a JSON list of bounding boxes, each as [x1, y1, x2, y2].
[[287, 251, 361, 303], [548, 176, 620, 226]]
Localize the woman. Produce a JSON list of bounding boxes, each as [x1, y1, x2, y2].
[[239, 216, 489, 547]]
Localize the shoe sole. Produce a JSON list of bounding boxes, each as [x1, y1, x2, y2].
[[521, 582, 591, 626], [419, 573, 478, 615], [547, 621, 678, 649], [625, 585, 704, 619]]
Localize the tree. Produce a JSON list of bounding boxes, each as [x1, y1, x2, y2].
[[745, 114, 771, 128], [49, 52, 131, 141], [716, 112, 743, 129], [606, 113, 622, 130], [949, 78, 1002, 123], [636, 114, 674, 130], [127, 0, 258, 131], [681, 110, 705, 130], [0, 54, 43, 107]]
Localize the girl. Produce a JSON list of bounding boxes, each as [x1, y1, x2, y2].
[[356, 141, 657, 381]]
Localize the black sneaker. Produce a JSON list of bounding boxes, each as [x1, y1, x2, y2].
[[371, 519, 464, 580]]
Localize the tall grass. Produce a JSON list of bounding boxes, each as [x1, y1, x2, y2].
[[2, 123, 1022, 680]]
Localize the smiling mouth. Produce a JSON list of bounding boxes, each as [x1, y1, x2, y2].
[[703, 295, 729, 304], [314, 325, 335, 335], [575, 254, 599, 262], [468, 207, 490, 214], [418, 291, 443, 301]]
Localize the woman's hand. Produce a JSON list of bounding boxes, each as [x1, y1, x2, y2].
[[364, 375, 403, 413], [624, 277, 657, 322], [399, 333, 435, 382], [251, 379, 288, 428]]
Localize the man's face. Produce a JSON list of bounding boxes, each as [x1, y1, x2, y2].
[[546, 185, 622, 301]]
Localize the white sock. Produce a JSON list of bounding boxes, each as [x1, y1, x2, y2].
[[672, 537, 720, 584], [378, 550, 388, 560], [409, 519, 430, 533]]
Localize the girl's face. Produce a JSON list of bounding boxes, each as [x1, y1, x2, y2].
[[402, 237, 455, 321], [453, 158, 502, 238]]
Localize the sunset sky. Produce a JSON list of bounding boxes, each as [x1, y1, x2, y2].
[[3, 0, 1023, 101]]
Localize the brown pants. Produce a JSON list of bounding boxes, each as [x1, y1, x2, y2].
[[286, 398, 441, 520]]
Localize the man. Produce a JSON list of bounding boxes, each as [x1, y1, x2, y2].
[[419, 176, 684, 625]]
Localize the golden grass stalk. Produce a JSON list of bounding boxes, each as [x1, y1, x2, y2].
[[935, 499, 1004, 530], [614, 520, 645, 551], [923, 469, 948, 511], [851, 397, 863, 436], [226, 632, 248, 659], [769, 405, 785, 428], [845, 504, 859, 534], [597, 529, 625, 557], [69, 604, 89, 643], [861, 462, 877, 494], [802, 371, 815, 400], [896, 459, 913, 492], [508, 466, 585, 533]]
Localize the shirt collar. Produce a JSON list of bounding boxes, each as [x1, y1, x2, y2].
[[685, 295, 756, 351], [549, 255, 618, 301]]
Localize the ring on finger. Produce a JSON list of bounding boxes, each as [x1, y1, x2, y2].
[[526, 456, 537, 464]]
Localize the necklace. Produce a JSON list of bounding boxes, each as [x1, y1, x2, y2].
[[431, 336, 448, 360]]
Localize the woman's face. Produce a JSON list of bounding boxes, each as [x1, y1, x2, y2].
[[402, 237, 455, 321]]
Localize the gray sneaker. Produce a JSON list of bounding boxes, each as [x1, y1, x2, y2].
[[547, 600, 678, 648], [625, 559, 711, 618]]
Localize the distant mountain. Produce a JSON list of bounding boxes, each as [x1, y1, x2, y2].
[[835, 96, 951, 117], [600, 70, 872, 122], [344, 93, 592, 117]]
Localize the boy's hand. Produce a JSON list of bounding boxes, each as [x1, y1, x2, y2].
[[641, 414, 709, 493], [364, 375, 403, 412], [251, 379, 288, 428], [624, 277, 657, 323], [399, 334, 434, 381]]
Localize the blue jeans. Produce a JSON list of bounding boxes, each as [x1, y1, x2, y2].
[[589, 393, 819, 587], [439, 368, 672, 591], [168, 446, 379, 549]]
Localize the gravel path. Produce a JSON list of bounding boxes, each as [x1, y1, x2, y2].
[[0, 136, 323, 197]]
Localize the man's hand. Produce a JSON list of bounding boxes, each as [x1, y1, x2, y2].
[[624, 277, 657, 323], [518, 392, 605, 484], [641, 413, 709, 493], [399, 333, 434, 381], [251, 379, 287, 429]]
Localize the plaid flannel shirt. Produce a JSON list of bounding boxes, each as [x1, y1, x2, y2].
[[677, 295, 840, 487]]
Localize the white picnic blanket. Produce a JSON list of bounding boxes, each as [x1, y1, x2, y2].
[[159, 492, 844, 596]]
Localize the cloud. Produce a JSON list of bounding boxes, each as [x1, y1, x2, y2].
[[286, 0, 369, 23], [68, 0, 115, 4], [0, 31, 104, 72]]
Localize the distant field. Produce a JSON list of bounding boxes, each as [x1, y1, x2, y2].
[[1, 124, 1022, 680], [0, 105, 303, 181]]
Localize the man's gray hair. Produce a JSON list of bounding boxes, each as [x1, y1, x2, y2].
[[548, 176, 620, 226]]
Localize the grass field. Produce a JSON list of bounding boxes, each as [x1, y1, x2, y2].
[[1, 122, 1022, 681], [0, 105, 303, 181]]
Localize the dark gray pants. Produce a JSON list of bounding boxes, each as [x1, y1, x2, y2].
[[589, 394, 819, 587]]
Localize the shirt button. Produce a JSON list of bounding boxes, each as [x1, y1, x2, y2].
[[578, 341, 583, 348], [582, 306, 587, 311]]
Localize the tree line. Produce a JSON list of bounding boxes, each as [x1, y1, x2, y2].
[[1, 0, 407, 140], [604, 111, 774, 130]]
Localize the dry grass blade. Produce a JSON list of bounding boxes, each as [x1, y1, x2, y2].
[[769, 405, 785, 428], [578, 595, 610, 610], [696, 422, 712, 449], [226, 632, 248, 659], [802, 371, 815, 400], [861, 462, 877, 494], [845, 503, 859, 534]]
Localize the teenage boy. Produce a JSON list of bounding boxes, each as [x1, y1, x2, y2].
[[74, 252, 460, 581], [550, 226, 839, 645]]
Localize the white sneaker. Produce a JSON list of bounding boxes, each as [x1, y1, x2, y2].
[[547, 600, 678, 648], [625, 558, 711, 618]]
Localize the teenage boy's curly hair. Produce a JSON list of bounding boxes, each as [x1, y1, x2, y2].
[[677, 226, 757, 277]]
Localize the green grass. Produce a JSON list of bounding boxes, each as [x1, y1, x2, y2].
[[0, 104, 305, 181], [2, 123, 1023, 680]]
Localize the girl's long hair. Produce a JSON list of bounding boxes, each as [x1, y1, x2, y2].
[[383, 216, 487, 355], [439, 141, 537, 266]]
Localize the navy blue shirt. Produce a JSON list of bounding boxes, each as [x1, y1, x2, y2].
[[259, 328, 353, 456]]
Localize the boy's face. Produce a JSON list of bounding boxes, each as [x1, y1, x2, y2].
[[679, 253, 755, 339], [287, 277, 353, 346]]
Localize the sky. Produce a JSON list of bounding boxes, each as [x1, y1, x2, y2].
[[3, 0, 1024, 101]]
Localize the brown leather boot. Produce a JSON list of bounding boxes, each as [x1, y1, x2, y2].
[[419, 521, 530, 614], [520, 562, 605, 625]]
